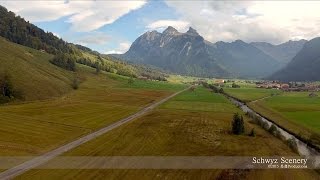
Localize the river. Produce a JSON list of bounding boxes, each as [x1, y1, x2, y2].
[[227, 96, 319, 165]]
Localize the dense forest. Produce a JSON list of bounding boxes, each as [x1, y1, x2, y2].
[[0, 5, 168, 81], [0, 5, 79, 55]]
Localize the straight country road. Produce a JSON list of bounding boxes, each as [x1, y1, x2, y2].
[[0, 87, 190, 180]]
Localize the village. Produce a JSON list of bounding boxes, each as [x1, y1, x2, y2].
[[255, 81, 320, 92], [212, 79, 320, 93]]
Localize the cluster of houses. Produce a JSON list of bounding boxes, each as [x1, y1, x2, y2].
[[256, 81, 320, 92]]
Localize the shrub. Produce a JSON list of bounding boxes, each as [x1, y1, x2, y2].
[[286, 138, 298, 153], [128, 77, 134, 84], [261, 121, 270, 130], [232, 83, 240, 88], [268, 124, 278, 135], [232, 113, 245, 135], [249, 128, 256, 137], [0, 74, 24, 103], [72, 76, 79, 90], [0, 74, 14, 98], [275, 131, 286, 141]]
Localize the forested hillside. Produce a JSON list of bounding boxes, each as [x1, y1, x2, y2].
[[0, 5, 169, 103], [0, 5, 167, 80], [0, 5, 79, 55]]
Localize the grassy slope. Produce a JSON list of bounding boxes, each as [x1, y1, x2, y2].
[[0, 39, 186, 156], [20, 87, 318, 179], [249, 92, 320, 146], [0, 37, 74, 101], [0, 69, 185, 156]]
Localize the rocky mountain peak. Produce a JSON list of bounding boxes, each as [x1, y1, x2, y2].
[[142, 30, 161, 41], [163, 26, 179, 35], [186, 27, 199, 36]]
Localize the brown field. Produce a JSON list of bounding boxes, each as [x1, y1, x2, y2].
[[18, 87, 319, 179], [0, 70, 179, 156]]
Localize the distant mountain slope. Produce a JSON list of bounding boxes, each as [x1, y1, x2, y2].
[[270, 37, 320, 81], [119, 26, 280, 78], [0, 37, 74, 101], [251, 40, 307, 65], [210, 40, 280, 78]]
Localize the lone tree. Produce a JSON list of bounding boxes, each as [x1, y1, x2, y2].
[[72, 75, 79, 90], [0, 74, 14, 98], [249, 128, 255, 137], [95, 61, 101, 74], [232, 113, 245, 135], [190, 86, 196, 92], [128, 77, 134, 84]]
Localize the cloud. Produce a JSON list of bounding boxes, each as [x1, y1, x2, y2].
[[52, 32, 60, 38], [105, 42, 131, 54], [0, 0, 146, 32], [77, 32, 110, 45], [147, 20, 190, 32], [165, 1, 320, 44]]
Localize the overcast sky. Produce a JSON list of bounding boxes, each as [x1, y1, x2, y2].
[[1, 0, 320, 54]]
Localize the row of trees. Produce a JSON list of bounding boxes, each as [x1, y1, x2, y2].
[[77, 55, 168, 81], [245, 111, 298, 152], [77, 56, 138, 77], [201, 82, 224, 93]]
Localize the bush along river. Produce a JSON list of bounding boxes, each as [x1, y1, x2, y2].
[[225, 94, 320, 168]]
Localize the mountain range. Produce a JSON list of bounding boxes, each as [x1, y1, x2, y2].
[[270, 37, 320, 81], [116, 26, 307, 79], [251, 40, 307, 65], [1, 2, 318, 82]]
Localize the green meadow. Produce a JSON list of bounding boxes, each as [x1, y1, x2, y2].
[[224, 87, 281, 102], [19, 87, 318, 179], [249, 91, 320, 148]]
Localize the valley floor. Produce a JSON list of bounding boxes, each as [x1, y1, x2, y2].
[[15, 87, 318, 179], [248, 91, 320, 149], [221, 80, 320, 150], [0, 70, 185, 157]]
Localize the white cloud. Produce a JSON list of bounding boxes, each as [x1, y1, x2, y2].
[[0, 0, 146, 32], [77, 32, 110, 45], [147, 20, 190, 32], [105, 42, 131, 54], [165, 1, 320, 44]]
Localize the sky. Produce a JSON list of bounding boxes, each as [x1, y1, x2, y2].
[[1, 0, 320, 54]]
